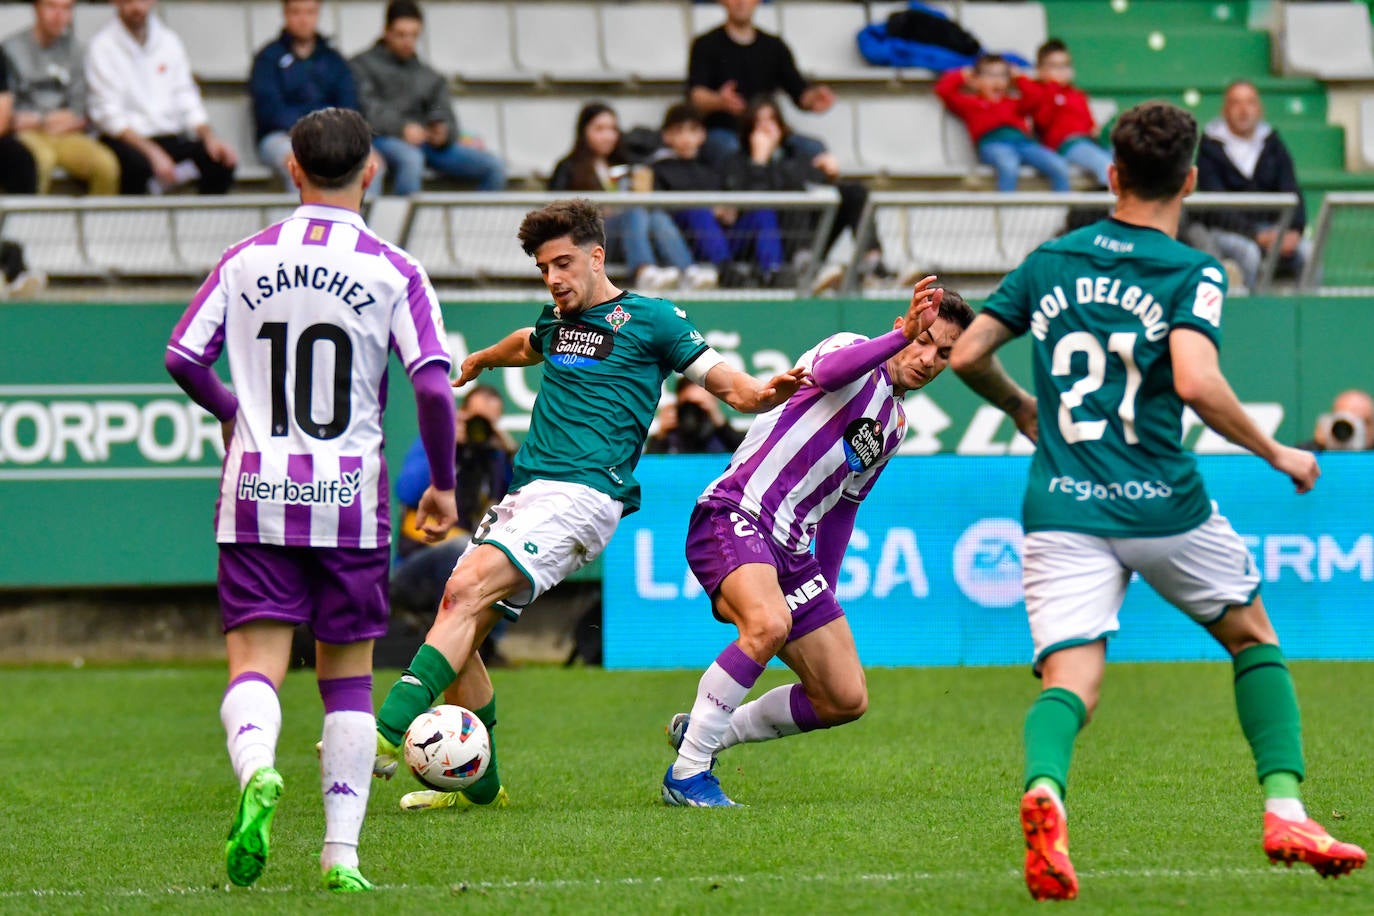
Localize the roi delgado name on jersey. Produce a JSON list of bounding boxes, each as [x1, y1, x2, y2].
[[1029, 276, 1171, 342]]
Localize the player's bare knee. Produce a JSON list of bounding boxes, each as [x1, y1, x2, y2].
[[827, 686, 869, 724], [736, 607, 791, 658]]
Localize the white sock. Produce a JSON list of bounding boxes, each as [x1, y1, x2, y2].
[[721, 685, 804, 749], [319, 710, 374, 871], [220, 676, 281, 790], [672, 645, 764, 780], [1265, 797, 1307, 821]]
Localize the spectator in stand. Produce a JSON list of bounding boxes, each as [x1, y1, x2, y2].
[[1297, 389, 1374, 453], [936, 54, 1071, 192], [0, 39, 39, 193], [687, 0, 833, 165], [650, 103, 788, 288], [251, 0, 367, 190], [351, 0, 504, 196], [1185, 79, 1311, 291], [85, 0, 236, 195], [723, 97, 895, 294], [1016, 39, 1111, 188], [646, 377, 746, 454], [3, 0, 120, 195], [550, 101, 716, 292]]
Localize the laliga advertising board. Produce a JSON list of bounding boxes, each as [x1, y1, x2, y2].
[[602, 454, 1374, 669]]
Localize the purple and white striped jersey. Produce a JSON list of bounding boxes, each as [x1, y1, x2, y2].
[[702, 332, 907, 554], [168, 204, 450, 548]]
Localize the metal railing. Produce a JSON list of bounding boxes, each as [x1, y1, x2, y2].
[[845, 191, 1302, 295], [1300, 192, 1374, 293]]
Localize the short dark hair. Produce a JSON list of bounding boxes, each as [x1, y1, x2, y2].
[[973, 53, 1007, 74], [1110, 101, 1197, 201], [385, 0, 422, 26], [937, 288, 975, 330], [518, 198, 606, 256], [462, 383, 503, 408], [289, 108, 372, 190], [1036, 38, 1068, 66], [661, 103, 703, 132]]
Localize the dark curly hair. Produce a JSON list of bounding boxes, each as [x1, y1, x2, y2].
[[518, 198, 606, 256], [1110, 102, 1198, 202]]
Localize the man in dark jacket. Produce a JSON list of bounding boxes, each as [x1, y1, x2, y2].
[[1185, 79, 1311, 290], [351, 0, 504, 195], [250, 0, 361, 188]]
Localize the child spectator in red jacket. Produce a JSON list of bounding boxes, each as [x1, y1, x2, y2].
[[1016, 39, 1112, 187], [936, 53, 1070, 192]]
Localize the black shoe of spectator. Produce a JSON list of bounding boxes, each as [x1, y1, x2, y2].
[[720, 260, 760, 289], [764, 265, 799, 289]]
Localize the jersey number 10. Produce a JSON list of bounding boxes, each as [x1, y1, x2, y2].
[[1052, 331, 1142, 446], [257, 321, 353, 440]]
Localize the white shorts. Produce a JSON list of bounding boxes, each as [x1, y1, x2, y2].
[[1023, 508, 1260, 672], [459, 478, 623, 617]]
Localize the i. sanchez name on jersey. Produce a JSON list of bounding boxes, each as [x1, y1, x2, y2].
[[169, 205, 450, 549], [981, 217, 1228, 538], [518, 292, 710, 513]]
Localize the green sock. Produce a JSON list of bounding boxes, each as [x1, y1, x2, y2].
[[1023, 687, 1087, 798], [377, 644, 456, 745], [463, 695, 502, 805], [1233, 643, 1306, 788]]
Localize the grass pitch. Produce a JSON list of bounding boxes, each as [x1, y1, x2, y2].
[[2, 662, 1372, 913]]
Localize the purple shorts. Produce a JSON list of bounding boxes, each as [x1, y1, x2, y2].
[[218, 542, 391, 644], [684, 499, 844, 642]]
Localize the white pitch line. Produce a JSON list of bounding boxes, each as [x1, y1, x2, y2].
[[0, 865, 1315, 898]]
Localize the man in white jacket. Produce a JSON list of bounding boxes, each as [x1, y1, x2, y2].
[[85, 0, 237, 194]]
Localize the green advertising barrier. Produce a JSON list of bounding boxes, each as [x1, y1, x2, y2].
[[1, 297, 1371, 588]]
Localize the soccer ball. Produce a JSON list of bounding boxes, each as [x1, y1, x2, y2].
[[403, 705, 491, 791]]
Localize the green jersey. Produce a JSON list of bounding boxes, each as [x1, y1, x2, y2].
[[982, 218, 1228, 537], [515, 291, 709, 513]]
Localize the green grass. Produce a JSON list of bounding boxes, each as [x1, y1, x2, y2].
[[3, 662, 1373, 913]]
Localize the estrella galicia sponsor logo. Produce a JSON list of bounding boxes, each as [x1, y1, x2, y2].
[[952, 518, 1024, 608], [549, 324, 614, 367], [236, 468, 361, 506], [842, 418, 884, 471]]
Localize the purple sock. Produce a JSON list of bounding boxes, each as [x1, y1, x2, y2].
[[717, 643, 766, 689], [789, 683, 827, 732], [224, 670, 275, 700], [319, 675, 373, 714]]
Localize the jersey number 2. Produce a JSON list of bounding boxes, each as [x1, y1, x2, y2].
[[257, 322, 353, 440], [1052, 331, 1142, 445]]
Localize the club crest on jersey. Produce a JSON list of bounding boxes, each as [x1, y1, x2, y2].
[[842, 418, 884, 471], [605, 304, 631, 332], [1192, 281, 1223, 328], [549, 324, 614, 367]]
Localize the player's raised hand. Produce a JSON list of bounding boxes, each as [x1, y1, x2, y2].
[[754, 365, 809, 411], [901, 275, 944, 340], [454, 353, 486, 387], [1270, 445, 1320, 494], [415, 486, 459, 541]]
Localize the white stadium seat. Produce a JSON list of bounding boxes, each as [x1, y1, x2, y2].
[[612, 96, 676, 133], [500, 98, 584, 179], [174, 209, 268, 270], [84, 211, 181, 275], [72, 3, 110, 42], [425, 2, 529, 83], [247, 1, 285, 54], [601, 2, 691, 83], [332, 1, 387, 59], [405, 204, 530, 280], [1360, 96, 1374, 168], [513, 2, 619, 82], [856, 97, 962, 178], [941, 110, 978, 171], [204, 97, 274, 183], [957, 2, 1047, 62], [454, 98, 503, 151], [0, 5, 31, 41], [779, 96, 861, 174], [3, 211, 100, 278], [1282, 2, 1374, 79], [161, 3, 252, 82], [691, 2, 778, 37], [779, 2, 892, 82]]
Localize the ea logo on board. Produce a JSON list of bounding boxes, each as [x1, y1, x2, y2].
[[952, 518, 1025, 607]]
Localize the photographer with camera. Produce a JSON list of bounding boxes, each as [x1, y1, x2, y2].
[[646, 377, 746, 454], [1298, 389, 1373, 453], [391, 384, 517, 664]]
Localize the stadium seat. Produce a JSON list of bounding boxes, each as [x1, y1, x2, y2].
[[941, 110, 977, 171], [0, 5, 30, 40], [500, 98, 584, 179], [454, 98, 503, 152], [779, 96, 861, 174], [600, 2, 690, 84], [160, 3, 252, 82], [956, 1, 1047, 63], [513, 3, 620, 83], [3, 210, 100, 278], [333, 1, 386, 59], [779, 2, 894, 82], [72, 3, 109, 41], [84, 211, 181, 276], [690, 2, 778, 37], [174, 209, 270, 270], [893, 205, 1009, 273], [204, 97, 275, 183], [856, 97, 963, 178], [1281, 2, 1374, 80], [425, 2, 529, 83], [1361, 97, 1374, 168], [247, 1, 284, 54], [1088, 98, 1119, 136], [403, 203, 530, 280]]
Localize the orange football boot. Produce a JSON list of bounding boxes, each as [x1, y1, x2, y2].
[[1263, 812, 1367, 878], [1021, 786, 1079, 900]]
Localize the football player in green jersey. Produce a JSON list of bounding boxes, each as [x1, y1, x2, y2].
[[950, 102, 1364, 900], [373, 198, 806, 812]]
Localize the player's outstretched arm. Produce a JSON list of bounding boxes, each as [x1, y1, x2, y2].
[[702, 361, 809, 414], [811, 276, 944, 392], [1171, 328, 1319, 493], [949, 314, 1038, 443], [455, 327, 542, 387], [412, 362, 459, 540]]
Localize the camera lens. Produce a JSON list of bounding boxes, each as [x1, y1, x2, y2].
[[1331, 419, 1355, 443]]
